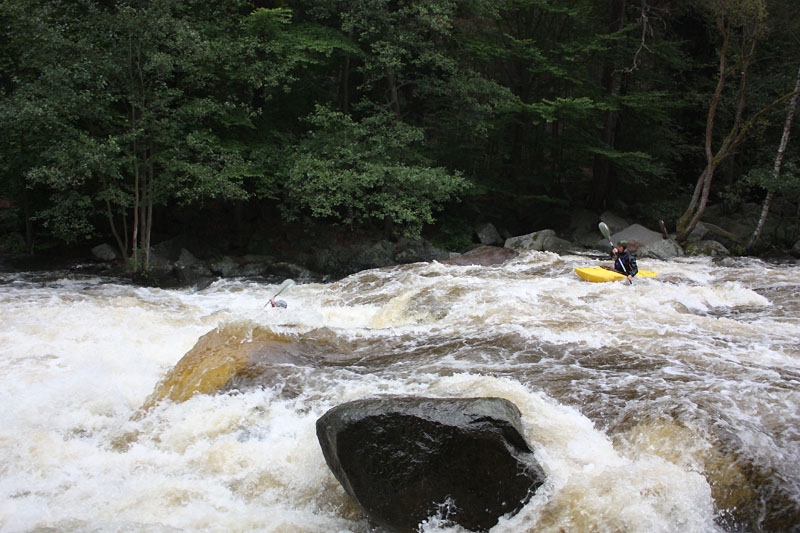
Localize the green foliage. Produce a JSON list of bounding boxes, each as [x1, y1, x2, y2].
[[0, 0, 798, 257], [0, 0, 305, 263], [247, 7, 293, 34], [587, 147, 671, 187], [429, 213, 475, 251], [284, 106, 470, 238], [33, 190, 96, 243], [524, 97, 603, 124], [744, 162, 800, 196]]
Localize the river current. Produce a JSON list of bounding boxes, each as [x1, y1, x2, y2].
[[0, 251, 798, 532]]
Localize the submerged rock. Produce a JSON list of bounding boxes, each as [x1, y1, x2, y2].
[[136, 324, 307, 413], [316, 396, 544, 532]]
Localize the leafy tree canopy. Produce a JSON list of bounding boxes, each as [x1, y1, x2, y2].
[[284, 106, 470, 238]]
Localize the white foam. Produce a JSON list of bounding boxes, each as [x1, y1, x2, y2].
[[0, 257, 797, 531]]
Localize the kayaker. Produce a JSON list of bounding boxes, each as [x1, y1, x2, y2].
[[269, 297, 288, 308], [612, 241, 638, 282]]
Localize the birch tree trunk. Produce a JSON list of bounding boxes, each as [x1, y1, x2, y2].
[[746, 65, 800, 252]]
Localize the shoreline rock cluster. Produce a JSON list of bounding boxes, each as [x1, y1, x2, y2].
[[5, 208, 796, 286]]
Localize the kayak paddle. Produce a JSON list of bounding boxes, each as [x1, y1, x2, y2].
[[598, 222, 631, 283], [598, 222, 614, 248], [265, 278, 295, 307]]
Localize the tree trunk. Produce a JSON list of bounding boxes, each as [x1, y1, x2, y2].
[[132, 133, 140, 273], [589, 0, 626, 210], [22, 187, 34, 255], [339, 28, 354, 114], [676, 17, 757, 242], [129, 31, 141, 274], [340, 52, 351, 114], [136, 147, 149, 271], [386, 67, 401, 118], [746, 64, 800, 252], [104, 194, 127, 260], [144, 142, 154, 269], [676, 22, 731, 240]]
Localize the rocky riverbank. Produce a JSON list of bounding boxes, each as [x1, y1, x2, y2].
[[3, 207, 798, 287]]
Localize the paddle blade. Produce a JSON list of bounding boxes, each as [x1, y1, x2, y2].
[[599, 222, 617, 249], [598, 222, 612, 242], [273, 279, 295, 298]]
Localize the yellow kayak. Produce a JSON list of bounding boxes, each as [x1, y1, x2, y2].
[[575, 266, 658, 283]]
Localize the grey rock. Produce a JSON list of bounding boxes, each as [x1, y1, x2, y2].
[[637, 238, 684, 260], [443, 245, 518, 266], [609, 223, 663, 248], [91, 243, 119, 262], [209, 256, 240, 277], [475, 222, 503, 246], [504, 229, 557, 251], [599, 211, 630, 234], [685, 240, 731, 257]]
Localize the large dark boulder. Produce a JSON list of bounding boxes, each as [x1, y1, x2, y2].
[[316, 397, 544, 532]]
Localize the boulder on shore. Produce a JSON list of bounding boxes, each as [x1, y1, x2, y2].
[[607, 223, 663, 249], [504, 229, 576, 253], [442, 245, 518, 266], [637, 238, 684, 260], [316, 397, 544, 532], [685, 239, 731, 257], [91, 243, 119, 262], [474, 222, 504, 245]]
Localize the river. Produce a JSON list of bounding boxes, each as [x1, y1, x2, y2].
[[1, 251, 798, 532]]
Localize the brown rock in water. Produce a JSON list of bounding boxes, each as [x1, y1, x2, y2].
[[316, 397, 544, 532], [137, 324, 300, 413]]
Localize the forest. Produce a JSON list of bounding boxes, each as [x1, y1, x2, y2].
[[2, 0, 799, 273]]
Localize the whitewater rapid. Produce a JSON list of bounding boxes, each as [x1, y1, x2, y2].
[[1, 252, 798, 532]]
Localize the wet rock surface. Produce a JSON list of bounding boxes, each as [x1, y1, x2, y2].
[[316, 396, 544, 532]]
